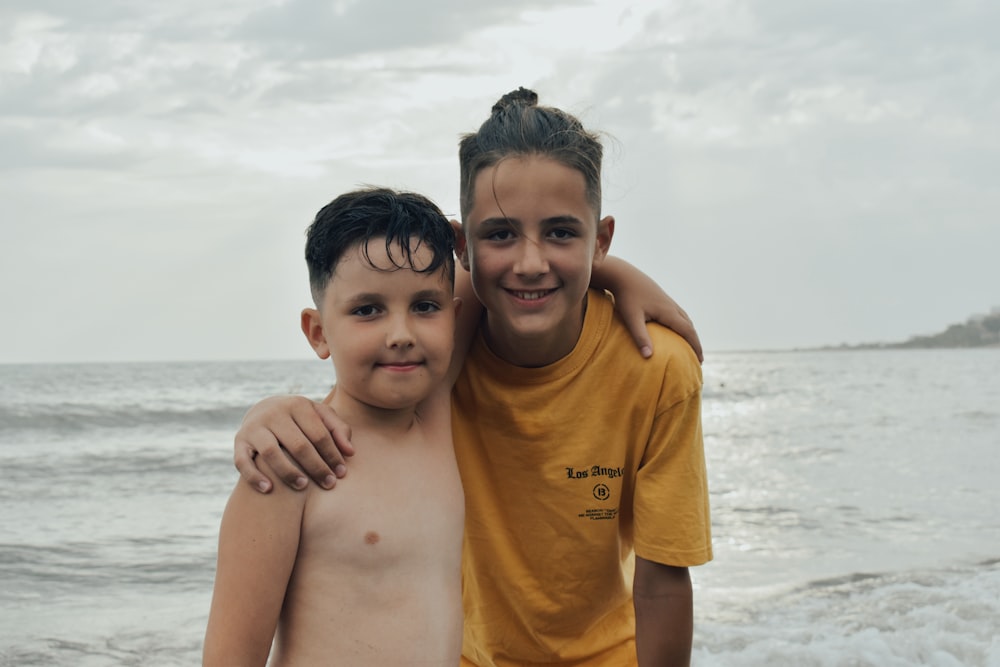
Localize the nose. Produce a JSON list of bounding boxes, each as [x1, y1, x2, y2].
[[385, 314, 415, 349], [513, 237, 548, 277]]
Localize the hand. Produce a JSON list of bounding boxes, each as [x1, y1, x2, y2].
[[615, 282, 703, 363], [595, 256, 704, 362], [233, 395, 355, 493]]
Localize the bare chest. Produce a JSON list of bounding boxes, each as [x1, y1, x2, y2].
[[298, 435, 464, 571]]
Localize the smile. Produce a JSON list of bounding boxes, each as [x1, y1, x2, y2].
[[507, 288, 555, 301]]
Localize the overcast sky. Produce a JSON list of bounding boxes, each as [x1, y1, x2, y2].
[[2, 0, 998, 364]]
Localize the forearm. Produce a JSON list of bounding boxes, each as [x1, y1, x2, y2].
[[633, 558, 693, 666], [590, 254, 635, 293]]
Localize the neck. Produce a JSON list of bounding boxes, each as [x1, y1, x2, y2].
[[482, 294, 589, 368], [329, 391, 418, 436], [481, 323, 575, 367]]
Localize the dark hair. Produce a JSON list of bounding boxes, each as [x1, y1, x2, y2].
[[305, 187, 456, 305], [458, 87, 603, 220]]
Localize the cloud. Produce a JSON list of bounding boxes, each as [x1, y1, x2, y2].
[[1, 0, 998, 360], [539, 0, 1000, 348], [234, 0, 593, 60]]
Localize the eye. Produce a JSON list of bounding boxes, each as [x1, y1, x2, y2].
[[548, 227, 577, 240], [486, 228, 514, 242], [351, 304, 380, 317], [413, 301, 441, 314]]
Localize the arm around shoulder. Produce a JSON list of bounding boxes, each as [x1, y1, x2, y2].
[[234, 394, 355, 493], [592, 255, 703, 362]]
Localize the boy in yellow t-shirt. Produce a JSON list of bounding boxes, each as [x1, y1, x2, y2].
[[233, 89, 712, 666]]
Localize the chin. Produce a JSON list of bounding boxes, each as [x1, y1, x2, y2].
[[377, 386, 434, 409]]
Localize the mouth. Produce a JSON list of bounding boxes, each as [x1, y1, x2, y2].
[[377, 361, 424, 372], [506, 288, 556, 301]]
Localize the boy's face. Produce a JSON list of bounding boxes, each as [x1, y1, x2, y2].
[[302, 237, 456, 411], [457, 155, 613, 366]]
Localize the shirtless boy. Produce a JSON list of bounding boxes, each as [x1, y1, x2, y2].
[[203, 188, 466, 666]]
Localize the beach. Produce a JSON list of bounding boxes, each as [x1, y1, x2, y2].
[[1, 350, 998, 666]]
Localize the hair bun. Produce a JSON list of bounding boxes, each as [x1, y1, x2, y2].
[[492, 87, 538, 114]]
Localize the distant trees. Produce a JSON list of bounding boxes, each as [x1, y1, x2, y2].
[[895, 311, 1000, 349]]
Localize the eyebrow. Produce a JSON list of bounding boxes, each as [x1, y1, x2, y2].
[[478, 215, 586, 228], [342, 292, 382, 306], [410, 288, 449, 301], [345, 288, 449, 305]]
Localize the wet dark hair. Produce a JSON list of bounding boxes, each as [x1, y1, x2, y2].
[[305, 187, 456, 305], [458, 87, 603, 220]]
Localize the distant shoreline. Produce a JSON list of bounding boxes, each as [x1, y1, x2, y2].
[[709, 345, 1000, 354], [708, 309, 1000, 354], [819, 308, 1000, 351]]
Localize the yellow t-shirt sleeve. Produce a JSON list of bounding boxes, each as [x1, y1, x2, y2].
[[632, 343, 713, 567]]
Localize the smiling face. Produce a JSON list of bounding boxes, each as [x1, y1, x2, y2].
[[302, 237, 456, 413], [458, 154, 613, 367]]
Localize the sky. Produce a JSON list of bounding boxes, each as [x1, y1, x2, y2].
[[2, 0, 998, 364]]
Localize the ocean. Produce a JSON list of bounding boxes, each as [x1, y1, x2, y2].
[[1, 350, 997, 666]]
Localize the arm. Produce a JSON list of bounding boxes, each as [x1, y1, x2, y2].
[[591, 256, 703, 362], [631, 348, 710, 665], [633, 558, 693, 667], [203, 462, 305, 665], [234, 396, 355, 493]]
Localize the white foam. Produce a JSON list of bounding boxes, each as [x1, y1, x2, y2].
[[694, 563, 1000, 666]]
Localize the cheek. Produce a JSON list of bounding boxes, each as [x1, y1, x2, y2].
[[567, 245, 598, 270], [332, 335, 369, 364], [470, 250, 507, 282], [428, 320, 456, 349]]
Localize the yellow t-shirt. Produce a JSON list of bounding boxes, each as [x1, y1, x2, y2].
[[453, 289, 712, 667]]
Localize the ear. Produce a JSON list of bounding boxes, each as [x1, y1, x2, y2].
[[301, 308, 331, 359], [592, 215, 615, 266], [453, 296, 463, 317], [451, 219, 471, 271]]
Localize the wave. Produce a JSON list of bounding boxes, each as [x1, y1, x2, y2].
[[0, 538, 217, 594], [0, 402, 249, 435], [696, 560, 1000, 666]]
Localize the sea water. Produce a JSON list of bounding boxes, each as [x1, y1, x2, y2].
[[1, 351, 997, 666]]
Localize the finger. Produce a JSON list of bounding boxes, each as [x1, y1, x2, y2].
[[623, 311, 654, 359], [283, 404, 342, 489], [671, 317, 704, 363], [688, 333, 704, 364], [234, 435, 274, 494], [256, 432, 313, 491], [315, 403, 355, 460], [261, 408, 336, 490], [293, 401, 348, 467]]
